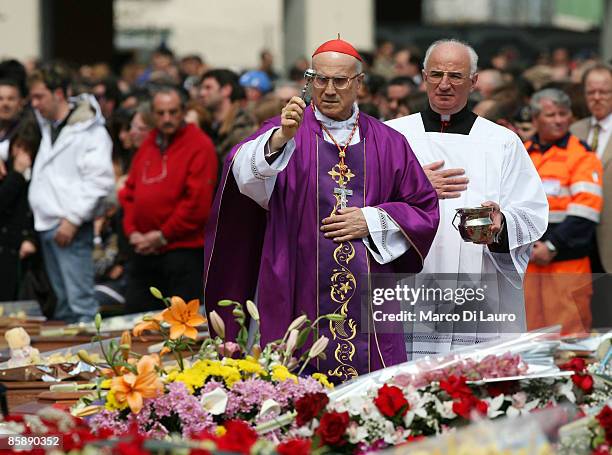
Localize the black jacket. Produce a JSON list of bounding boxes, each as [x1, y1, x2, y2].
[[0, 163, 36, 301]]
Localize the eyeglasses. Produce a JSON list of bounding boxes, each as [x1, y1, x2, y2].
[[313, 73, 362, 90], [586, 89, 612, 97], [426, 70, 471, 85]]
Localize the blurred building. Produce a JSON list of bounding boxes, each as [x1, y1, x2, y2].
[[115, 0, 373, 72], [0, 0, 113, 65], [378, 0, 607, 67], [423, 0, 603, 30], [0, 0, 608, 71]]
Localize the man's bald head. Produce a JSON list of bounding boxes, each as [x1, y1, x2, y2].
[[423, 40, 478, 76], [422, 39, 479, 116], [312, 51, 362, 76], [475, 69, 504, 99], [311, 51, 364, 120]]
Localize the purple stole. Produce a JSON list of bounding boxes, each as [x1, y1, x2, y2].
[[317, 135, 369, 381]]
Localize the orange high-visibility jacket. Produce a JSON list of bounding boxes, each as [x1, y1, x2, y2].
[[525, 133, 603, 260]]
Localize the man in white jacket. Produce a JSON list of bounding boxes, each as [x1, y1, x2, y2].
[[27, 65, 114, 323]]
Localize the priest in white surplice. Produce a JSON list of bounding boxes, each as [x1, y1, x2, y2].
[[387, 39, 549, 359]]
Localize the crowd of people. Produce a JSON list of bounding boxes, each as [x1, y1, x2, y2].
[[0, 39, 610, 340]]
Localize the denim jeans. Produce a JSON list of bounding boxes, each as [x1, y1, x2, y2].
[[38, 223, 98, 323]]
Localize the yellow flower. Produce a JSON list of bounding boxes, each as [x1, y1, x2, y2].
[[271, 365, 297, 383], [168, 359, 243, 393], [105, 389, 128, 411], [312, 373, 334, 389], [162, 296, 206, 340], [215, 425, 226, 437], [223, 358, 238, 367], [206, 362, 241, 388], [165, 370, 179, 383], [173, 368, 206, 393], [100, 379, 112, 389], [237, 358, 264, 376]]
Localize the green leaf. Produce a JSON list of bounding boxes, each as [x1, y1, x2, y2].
[[236, 327, 249, 349], [296, 327, 312, 350]]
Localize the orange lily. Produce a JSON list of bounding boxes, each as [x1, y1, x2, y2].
[[133, 312, 163, 337], [111, 355, 163, 414], [162, 296, 206, 340]]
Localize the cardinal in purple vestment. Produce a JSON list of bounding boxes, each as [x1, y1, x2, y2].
[[204, 38, 439, 383]]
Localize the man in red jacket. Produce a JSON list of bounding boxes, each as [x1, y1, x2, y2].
[[119, 86, 218, 312]]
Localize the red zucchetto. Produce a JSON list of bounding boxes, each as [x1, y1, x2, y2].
[[312, 38, 363, 62]]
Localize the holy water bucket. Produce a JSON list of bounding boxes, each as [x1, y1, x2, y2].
[[452, 206, 495, 243]]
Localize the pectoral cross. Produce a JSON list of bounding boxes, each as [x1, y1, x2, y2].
[[334, 185, 353, 209]]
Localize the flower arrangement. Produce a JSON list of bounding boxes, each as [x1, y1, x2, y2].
[[58, 288, 611, 453], [0, 407, 282, 454], [73, 289, 338, 441], [279, 354, 610, 454], [593, 405, 612, 454], [559, 404, 612, 454]]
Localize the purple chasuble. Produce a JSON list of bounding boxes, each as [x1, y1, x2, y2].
[[204, 106, 439, 382]]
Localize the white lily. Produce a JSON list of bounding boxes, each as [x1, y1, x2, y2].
[[209, 311, 225, 339], [308, 336, 329, 359], [287, 315, 307, 333], [258, 399, 281, 418], [554, 379, 576, 403], [286, 329, 299, 355], [246, 300, 260, 322], [200, 387, 228, 415]]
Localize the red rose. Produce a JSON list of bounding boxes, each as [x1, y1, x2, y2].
[[96, 427, 115, 438], [452, 397, 472, 418], [560, 358, 587, 373], [592, 445, 611, 455], [296, 392, 330, 427], [216, 420, 258, 455], [316, 411, 350, 446], [475, 399, 489, 415], [440, 375, 472, 399], [114, 440, 151, 455], [596, 405, 612, 428], [486, 381, 517, 397], [277, 438, 312, 455], [63, 429, 98, 451], [596, 405, 612, 445], [452, 396, 487, 419], [374, 384, 409, 418], [571, 373, 594, 393], [406, 435, 425, 443]]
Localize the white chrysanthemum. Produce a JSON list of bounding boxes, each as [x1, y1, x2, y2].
[[486, 394, 506, 418], [433, 395, 457, 420], [554, 380, 576, 403], [346, 421, 369, 444]]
